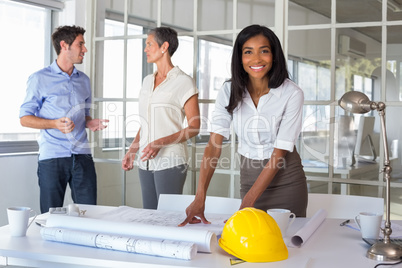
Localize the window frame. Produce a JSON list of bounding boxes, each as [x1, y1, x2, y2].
[[0, 0, 58, 155]]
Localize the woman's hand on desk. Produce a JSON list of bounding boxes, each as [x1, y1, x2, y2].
[[178, 200, 211, 227]]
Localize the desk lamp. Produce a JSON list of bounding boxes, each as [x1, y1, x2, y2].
[[339, 91, 402, 261]]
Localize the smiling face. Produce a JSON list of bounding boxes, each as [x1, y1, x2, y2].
[[241, 34, 273, 81]]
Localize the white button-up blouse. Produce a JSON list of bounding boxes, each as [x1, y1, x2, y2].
[[138, 66, 198, 171], [210, 79, 304, 160]]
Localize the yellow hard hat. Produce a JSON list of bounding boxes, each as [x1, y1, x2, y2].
[[218, 207, 288, 263]]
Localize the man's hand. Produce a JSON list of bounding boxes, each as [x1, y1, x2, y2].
[[86, 119, 109, 131], [55, 117, 75, 133]]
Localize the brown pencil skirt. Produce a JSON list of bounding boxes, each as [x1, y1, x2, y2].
[[239, 149, 308, 217]]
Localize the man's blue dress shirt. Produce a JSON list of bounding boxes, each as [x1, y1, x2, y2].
[[20, 60, 92, 160]]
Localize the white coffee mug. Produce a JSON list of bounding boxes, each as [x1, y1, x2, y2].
[[7, 207, 37, 237], [267, 208, 296, 237], [354, 212, 382, 239]]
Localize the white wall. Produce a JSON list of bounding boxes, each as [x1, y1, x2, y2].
[[0, 155, 40, 226]]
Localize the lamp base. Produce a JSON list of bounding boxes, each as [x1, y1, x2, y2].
[[367, 241, 402, 261]]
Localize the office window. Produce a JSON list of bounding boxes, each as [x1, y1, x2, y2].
[[198, 39, 232, 136], [89, 0, 402, 207], [0, 0, 51, 153], [353, 74, 373, 98]]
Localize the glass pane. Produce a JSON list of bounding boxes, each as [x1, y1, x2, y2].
[[125, 102, 140, 146], [346, 184, 383, 199], [334, 114, 356, 168], [301, 105, 330, 172], [96, 0, 125, 37], [93, 101, 123, 160], [390, 186, 402, 220], [127, 38, 144, 99], [336, 28, 381, 100], [198, 0, 233, 31], [289, 0, 331, 26], [288, 29, 331, 101], [196, 172, 231, 197], [199, 102, 215, 137], [128, 0, 158, 28], [386, 25, 402, 101], [338, 0, 382, 23], [387, 106, 402, 176], [96, 0, 157, 37], [307, 181, 330, 194], [331, 183, 343, 195], [387, 0, 402, 21], [197, 39, 232, 100], [237, 0, 275, 29], [172, 36, 195, 78], [95, 40, 125, 98], [0, 0, 49, 140], [162, 0, 193, 31]]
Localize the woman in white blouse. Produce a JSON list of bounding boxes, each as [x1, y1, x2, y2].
[[180, 24, 307, 226], [122, 27, 200, 209]]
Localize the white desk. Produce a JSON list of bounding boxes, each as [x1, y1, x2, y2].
[[0, 205, 399, 268]]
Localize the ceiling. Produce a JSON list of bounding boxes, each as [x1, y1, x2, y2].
[[291, 0, 402, 44]]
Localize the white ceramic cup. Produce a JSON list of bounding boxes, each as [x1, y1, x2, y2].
[[7, 207, 37, 237], [354, 212, 382, 239], [267, 208, 296, 237]]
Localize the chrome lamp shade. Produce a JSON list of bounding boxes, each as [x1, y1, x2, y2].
[[339, 91, 402, 261]]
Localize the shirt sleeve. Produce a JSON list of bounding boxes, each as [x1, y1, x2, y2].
[[274, 88, 304, 152], [179, 77, 199, 108], [209, 82, 232, 139], [19, 73, 42, 118], [83, 74, 91, 117]]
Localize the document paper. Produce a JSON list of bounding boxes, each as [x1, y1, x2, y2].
[[41, 227, 197, 260], [289, 209, 327, 247], [45, 209, 218, 253]]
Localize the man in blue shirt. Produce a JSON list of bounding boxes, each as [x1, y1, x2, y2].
[[19, 25, 109, 213]]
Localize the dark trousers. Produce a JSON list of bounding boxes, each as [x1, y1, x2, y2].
[[37, 154, 97, 213]]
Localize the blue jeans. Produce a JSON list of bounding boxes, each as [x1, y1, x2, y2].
[[37, 154, 97, 213]]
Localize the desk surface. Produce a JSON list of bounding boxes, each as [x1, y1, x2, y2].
[[0, 205, 398, 268]]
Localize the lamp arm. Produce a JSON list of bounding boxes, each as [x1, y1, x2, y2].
[[378, 106, 392, 243], [378, 109, 390, 166]]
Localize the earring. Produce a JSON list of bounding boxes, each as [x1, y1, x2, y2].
[[162, 51, 165, 54]]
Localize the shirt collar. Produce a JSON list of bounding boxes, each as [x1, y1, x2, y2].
[[50, 60, 79, 76], [152, 66, 180, 79], [269, 86, 282, 98], [243, 85, 283, 100]]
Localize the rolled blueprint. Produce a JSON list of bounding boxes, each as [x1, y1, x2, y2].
[[41, 227, 197, 260], [289, 209, 327, 247], [45, 214, 217, 253]]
